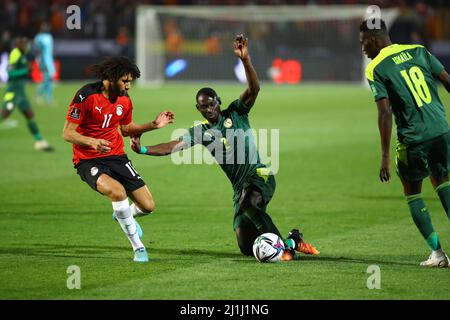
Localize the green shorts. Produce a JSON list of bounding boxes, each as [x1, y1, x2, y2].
[[2, 85, 31, 113], [396, 132, 450, 182], [233, 167, 276, 229]]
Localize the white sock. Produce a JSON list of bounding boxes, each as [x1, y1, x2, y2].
[[130, 203, 151, 218], [112, 199, 144, 251]]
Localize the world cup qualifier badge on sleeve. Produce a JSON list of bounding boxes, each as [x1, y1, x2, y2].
[[70, 107, 81, 120]]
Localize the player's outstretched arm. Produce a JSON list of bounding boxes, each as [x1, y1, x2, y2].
[[376, 98, 392, 183], [234, 34, 260, 109], [130, 136, 185, 156], [120, 111, 175, 137], [438, 70, 450, 93], [62, 120, 111, 154]]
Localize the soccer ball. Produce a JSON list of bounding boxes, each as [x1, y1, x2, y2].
[[252, 233, 285, 263]]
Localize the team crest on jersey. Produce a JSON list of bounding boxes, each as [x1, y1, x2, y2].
[[90, 167, 99, 176], [116, 105, 123, 116], [224, 118, 233, 128]]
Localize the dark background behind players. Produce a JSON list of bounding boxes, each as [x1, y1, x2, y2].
[[0, 0, 449, 82]]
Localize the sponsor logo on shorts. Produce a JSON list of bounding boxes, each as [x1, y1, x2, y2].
[[90, 167, 98, 176]]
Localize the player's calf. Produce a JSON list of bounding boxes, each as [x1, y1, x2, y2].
[[132, 201, 154, 216], [238, 244, 254, 257], [235, 226, 260, 257], [112, 199, 147, 261], [97, 175, 127, 202], [435, 181, 450, 220]]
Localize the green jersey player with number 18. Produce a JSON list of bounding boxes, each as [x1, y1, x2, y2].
[[360, 19, 450, 267]]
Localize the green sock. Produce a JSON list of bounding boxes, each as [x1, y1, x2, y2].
[[243, 206, 282, 238], [26, 119, 42, 141], [406, 194, 441, 251], [436, 182, 450, 220]]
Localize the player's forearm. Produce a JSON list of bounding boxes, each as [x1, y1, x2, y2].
[[139, 140, 184, 156], [442, 76, 450, 93], [438, 70, 450, 93], [378, 110, 392, 158], [63, 129, 96, 148], [121, 121, 158, 137], [444, 82, 450, 93], [140, 143, 175, 156], [242, 57, 260, 95]]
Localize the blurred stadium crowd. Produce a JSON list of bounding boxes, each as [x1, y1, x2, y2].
[[0, 0, 449, 40], [0, 0, 449, 81]]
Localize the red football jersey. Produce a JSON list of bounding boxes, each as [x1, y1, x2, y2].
[[66, 82, 133, 165]]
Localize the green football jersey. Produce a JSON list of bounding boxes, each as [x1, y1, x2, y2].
[[181, 99, 266, 191], [7, 48, 29, 88], [366, 43, 449, 144]]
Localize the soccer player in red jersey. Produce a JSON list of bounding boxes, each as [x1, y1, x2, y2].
[[62, 57, 174, 262]]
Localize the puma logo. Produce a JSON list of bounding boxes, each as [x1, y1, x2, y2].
[[95, 106, 102, 114]]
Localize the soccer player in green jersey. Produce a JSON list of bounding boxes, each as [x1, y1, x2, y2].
[[130, 34, 319, 261], [360, 19, 450, 267], [1, 36, 54, 151]]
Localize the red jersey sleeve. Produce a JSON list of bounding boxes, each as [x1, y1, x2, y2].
[[120, 98, 133, 126], [66, 93, 87, 124]]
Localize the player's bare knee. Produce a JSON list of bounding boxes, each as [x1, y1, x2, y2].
[[239, 194, 251, 211], [23, 110, 34, 119], [140, 200, 155, 214], [239, 189, 262, 211], [102, 187, 127, 202], [110, 190, 127, 202]]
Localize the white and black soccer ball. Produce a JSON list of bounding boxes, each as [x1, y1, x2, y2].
[[252, 233, 285, 263]]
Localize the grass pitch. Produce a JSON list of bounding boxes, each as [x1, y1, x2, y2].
[[0, 82, 449, 300]]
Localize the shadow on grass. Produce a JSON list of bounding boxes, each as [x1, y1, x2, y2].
[[295, 255, 417, 267], [349, 194, 440, 202], [0, 243, 129, 260], [147, 247, 244, 259], [0, 243, 243, 260], [0, 243, 419, 267]]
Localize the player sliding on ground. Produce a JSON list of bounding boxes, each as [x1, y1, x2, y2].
[[361, 19, 450, 267], [131, 34, 319, 261], [63, 57, 174, 262]]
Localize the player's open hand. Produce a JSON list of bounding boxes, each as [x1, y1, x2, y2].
[[234, 34, 249, 60], [130, 136, 141, 153], [92, 138, 111, 154], [153, 111, 175, 129], [379, 156, 391, 182]]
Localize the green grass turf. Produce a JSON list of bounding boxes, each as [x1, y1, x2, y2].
[[0, 82, 449, 300]]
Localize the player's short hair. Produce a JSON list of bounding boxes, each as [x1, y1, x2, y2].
[[89, 56, 141, 82], [196, 87, 218, 101], [360, 18, 388, 36]]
